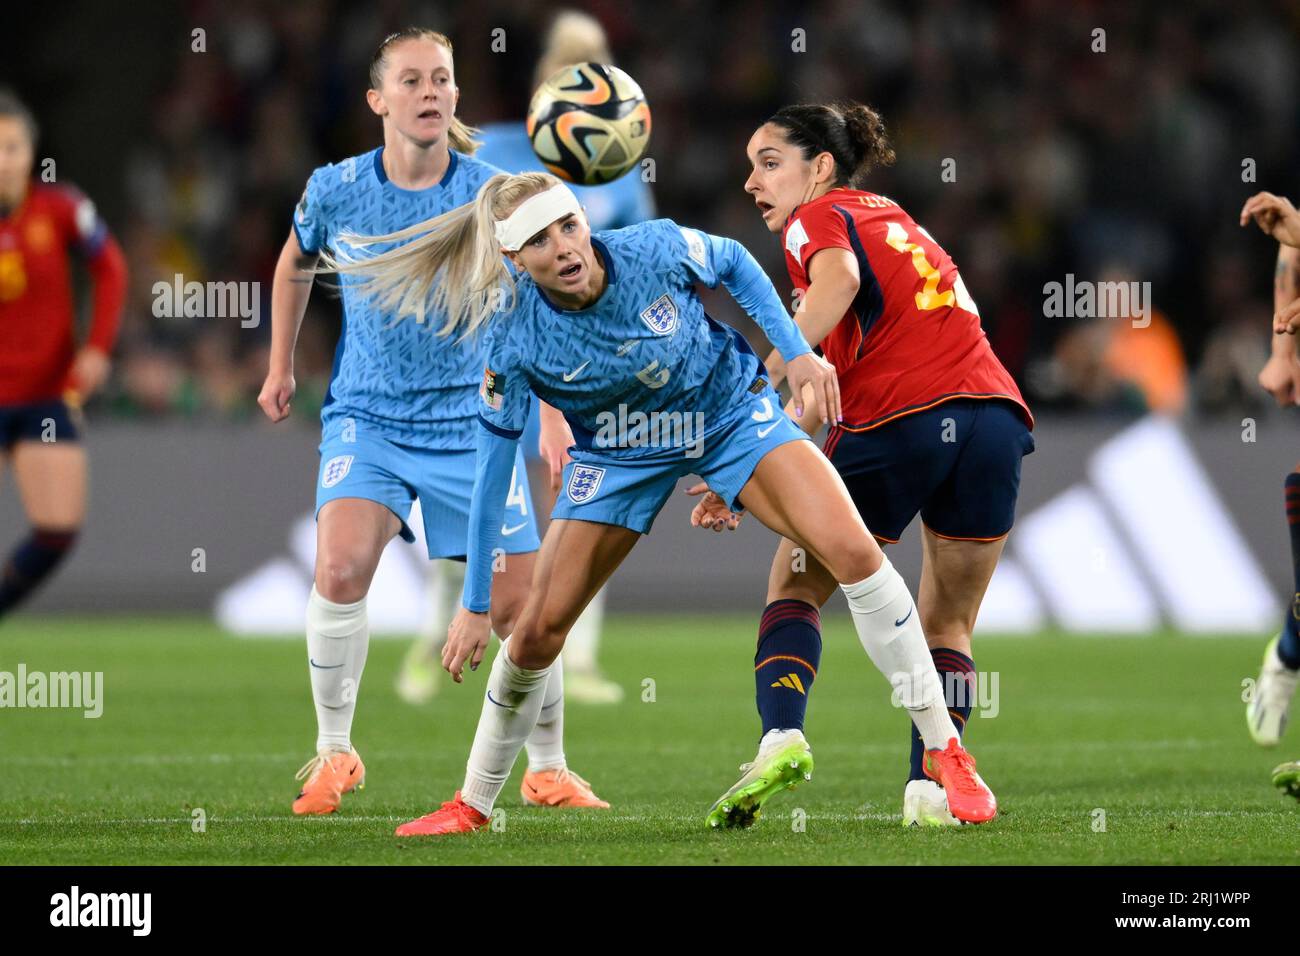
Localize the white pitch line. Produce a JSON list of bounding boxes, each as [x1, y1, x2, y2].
[[0, 808, 1286, 827], [0, 738, 1245, 767]]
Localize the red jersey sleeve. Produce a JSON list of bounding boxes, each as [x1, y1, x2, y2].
[[782, 201, 853, 286], [52, 185, 126, 357]]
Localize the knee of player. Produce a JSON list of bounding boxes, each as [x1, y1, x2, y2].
[[315, 558, 369, 604], [509, 620, 565, 669], [826, 535, 884, 585], [490, 607, 520, 641]]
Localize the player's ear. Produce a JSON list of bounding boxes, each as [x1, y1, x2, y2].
[[815, 151, 835, 185], [365, 88, 386, 117]]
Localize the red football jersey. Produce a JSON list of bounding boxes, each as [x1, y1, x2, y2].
[[0, 182, 126, 404], [781, 188, 1031, 432]]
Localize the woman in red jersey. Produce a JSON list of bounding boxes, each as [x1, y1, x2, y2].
[[695, 102, 1034, 826], [0, 91, 126, 619]]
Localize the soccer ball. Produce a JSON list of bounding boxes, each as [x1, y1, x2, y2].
[[526, 63, 652, 185]]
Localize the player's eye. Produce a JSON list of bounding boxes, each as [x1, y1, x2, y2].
[[562, 221, 576, 232]]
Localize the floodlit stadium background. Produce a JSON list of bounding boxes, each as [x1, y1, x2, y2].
[[3, 0, 1298, 633]]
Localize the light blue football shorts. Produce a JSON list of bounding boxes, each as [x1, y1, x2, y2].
[[551, 385, 810, 534], [315, 417, 541, 559]]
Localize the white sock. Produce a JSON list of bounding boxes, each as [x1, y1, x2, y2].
[[564, 588, 605, 672], [462, 639, 552, 815], [305, 585, 369, 753], [524, 656, 566, 772], [840, 556, 958, 751]]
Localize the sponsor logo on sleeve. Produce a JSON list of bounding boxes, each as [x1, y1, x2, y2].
[[480, 368, 504, 411], [680, 227, 708, 269], [785, 218, 809, 265]]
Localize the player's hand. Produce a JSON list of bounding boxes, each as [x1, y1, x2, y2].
[[258, 369, 296, 423], [1259, 351, 1300, 407], [537, 408, 575, 493], [70, 346, 111, 398], [1276, 296, 1300, 336], [1240, 192, 1300, 248], [784, 352, 841, 424], [684, 481, 743, 532], [444, 607, 492, 683]]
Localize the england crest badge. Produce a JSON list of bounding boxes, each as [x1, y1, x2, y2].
[[321, 455, 355, 489], [639, 293, 678, 335], [566, 465, 606, 504]]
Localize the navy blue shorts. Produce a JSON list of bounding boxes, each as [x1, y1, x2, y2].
[[0, 400, 82, 449], [823, 399, 1033, 543]]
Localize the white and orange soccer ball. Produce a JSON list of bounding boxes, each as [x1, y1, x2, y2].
[[526, 62, 652, 185]]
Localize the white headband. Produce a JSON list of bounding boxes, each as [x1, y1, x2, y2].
[[494, 184, 584, 251]]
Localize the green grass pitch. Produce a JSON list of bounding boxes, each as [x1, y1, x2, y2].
[[0, 615, 1296, 865]]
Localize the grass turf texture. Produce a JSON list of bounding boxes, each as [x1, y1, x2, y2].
[[0, 615, 1296, 865]]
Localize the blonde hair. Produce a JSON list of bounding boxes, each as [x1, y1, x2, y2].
[[321, 172, 563, 340], [369, 28, 481, 154], [534, 11, 612, 88]]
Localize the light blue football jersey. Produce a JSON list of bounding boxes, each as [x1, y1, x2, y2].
[[293, 147, 504, 450], [474, 122, 656, 231], [476, 218, 803, 456]]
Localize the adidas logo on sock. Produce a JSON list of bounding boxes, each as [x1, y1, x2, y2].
[[770, 673, 806, 695]]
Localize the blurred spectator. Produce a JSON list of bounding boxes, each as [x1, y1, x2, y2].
[[15, 0, 1298, 421]]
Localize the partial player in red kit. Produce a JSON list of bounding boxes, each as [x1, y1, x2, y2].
[[0, 90, 126, 620], [696, 102, 1033, 827]]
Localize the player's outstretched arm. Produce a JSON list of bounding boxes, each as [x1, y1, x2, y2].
[[259, 229, 318, 423], [1259, 244, 1300, 405], [701, 232, 841, 423], [763, 248, 861, 391], [445, 422, 520, 682], [1241, 191, 1300, 249]]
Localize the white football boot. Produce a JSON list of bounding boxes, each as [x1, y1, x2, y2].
[[1247, 636, 1299, 747], [902, 778, 962, 827]]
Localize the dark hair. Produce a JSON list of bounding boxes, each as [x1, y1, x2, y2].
[[0, 88, 38, 144], [766, 101, 894, 188]]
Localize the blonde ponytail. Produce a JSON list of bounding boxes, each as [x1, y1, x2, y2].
[[447, 116, 482, 155], [319, 171, 562, 340]]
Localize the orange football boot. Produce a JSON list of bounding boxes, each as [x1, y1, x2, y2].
[[923, 737, 997, 823], [521, 767, 610, 808], [292, 749, 365, 815], [395, 792, 489, 836]]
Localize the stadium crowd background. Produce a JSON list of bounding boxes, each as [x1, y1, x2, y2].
[[6, 0, 1298, 424]]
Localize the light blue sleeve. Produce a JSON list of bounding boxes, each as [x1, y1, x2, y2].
[[475, 321, 532, 437], [292, 167, 330, 255], [680, 227, 812, 362], [461, 422, 519, 613]]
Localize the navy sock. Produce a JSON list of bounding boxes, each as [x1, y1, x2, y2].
[[1281, 474, 1300, 669], [0, 528, 78, 617], [908, 647, 976, 782], [754, 599, 822, 735]]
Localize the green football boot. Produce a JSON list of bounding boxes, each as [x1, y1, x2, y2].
[[707, 730, 813, 829]]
